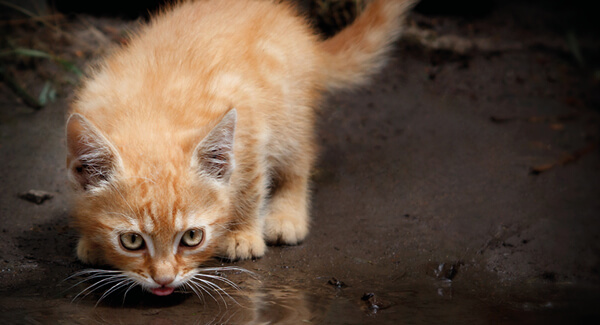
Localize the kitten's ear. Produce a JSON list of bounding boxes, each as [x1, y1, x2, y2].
[[66, 114, 121, 191], [191, 109, 236, 182]]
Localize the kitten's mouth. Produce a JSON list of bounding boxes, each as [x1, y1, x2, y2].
[[151, 286, 175, 296]]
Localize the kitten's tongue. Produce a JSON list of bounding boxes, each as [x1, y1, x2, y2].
[[152, 286, 175, 296]]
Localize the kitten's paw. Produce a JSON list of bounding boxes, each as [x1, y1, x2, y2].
[[217, 230, 266, 260], [76, 238, 103, 265], [264, 213, 308, 245]]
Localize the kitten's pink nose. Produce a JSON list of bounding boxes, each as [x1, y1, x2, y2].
[[151, 260, 177, 286], [153, 276, 175, 286]]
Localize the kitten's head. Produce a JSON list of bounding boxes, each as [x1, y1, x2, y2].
[[65, 109, 237, 296]]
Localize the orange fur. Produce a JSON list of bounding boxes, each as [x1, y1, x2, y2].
[[67, 0, 416, 295]]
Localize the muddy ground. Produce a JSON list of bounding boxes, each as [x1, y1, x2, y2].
[[1, 0, 599, 324]]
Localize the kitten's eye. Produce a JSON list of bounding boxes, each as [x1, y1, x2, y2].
[[181, 229, 204, 247], [119, 232, 145, 251]]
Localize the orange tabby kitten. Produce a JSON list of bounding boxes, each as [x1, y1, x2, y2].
[[66, 0, 416, 296]]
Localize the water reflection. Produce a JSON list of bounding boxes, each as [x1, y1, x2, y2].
[[0, 277, 326, 325], [2, 270, 598, 324]]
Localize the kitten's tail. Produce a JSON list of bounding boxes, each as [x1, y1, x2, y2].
[[318, 0, 417, 91]]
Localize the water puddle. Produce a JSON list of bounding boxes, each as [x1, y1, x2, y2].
[[1, 281, 329, 324], [2, 271, 599, 324], [1, 259, 599, 325]]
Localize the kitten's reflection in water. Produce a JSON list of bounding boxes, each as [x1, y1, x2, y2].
[[180, 285, 320, 325], [79, 277, 320, 325], [232, 286, 319, 325]]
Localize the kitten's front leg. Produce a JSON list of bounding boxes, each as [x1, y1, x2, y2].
[[217, 226, 266, 260], [216, 172, 267, 260], [264, 153, 311, 245], [76, 237, 105, 265]]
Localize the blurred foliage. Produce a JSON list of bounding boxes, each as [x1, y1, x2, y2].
[[309, 0, 365, 37], [0, 0, 80, 109]]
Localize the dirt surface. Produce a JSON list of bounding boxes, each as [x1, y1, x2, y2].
[[1, 0, 600, 323]]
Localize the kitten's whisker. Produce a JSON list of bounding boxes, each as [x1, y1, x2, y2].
[[188, 266, 254, 308], [95, 279, 133, 307], [197, 279, 242, 307], [194, 273, 241, 291], [195, 278, 233, 304], [193, 277, 241, 307], [63, 273, 124, 293], [185, 282, 207, 305], [198, 266, 258, 278], [122, 281, 138, 305], [80, 276, 129, 302], [66, 270, 125, 283], [189, 279, 223, 305], [64, 268, 124, 281], [193, 278, 228, 299], [189, 279, 222, 308], [72, 275, 128, 303], [62, 269, 127, 299]]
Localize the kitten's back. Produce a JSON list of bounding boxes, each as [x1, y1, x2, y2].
[[72, 0, 325, 171]]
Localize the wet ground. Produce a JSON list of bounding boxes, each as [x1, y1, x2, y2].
[[1, 0, 600, 324]]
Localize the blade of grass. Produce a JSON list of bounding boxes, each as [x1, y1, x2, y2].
[[0, 0, 39, 19], [38, 80, 52, 106], [566, 31, 585, 67], [10, 48, 53, 59]]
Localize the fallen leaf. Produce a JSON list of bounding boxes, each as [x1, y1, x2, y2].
[[559, 142, 597, 166], [530, 142, 597, 175], [530, 163, 555, 175]]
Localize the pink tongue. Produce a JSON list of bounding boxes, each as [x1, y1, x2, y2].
[[152, 286, 175, 296]]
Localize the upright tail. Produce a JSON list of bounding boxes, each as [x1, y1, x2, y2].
[[318, 0, 418, 91]]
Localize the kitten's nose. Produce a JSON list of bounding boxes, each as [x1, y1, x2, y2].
[[153, 276, 175, 286], [151, 259, 177, 286]]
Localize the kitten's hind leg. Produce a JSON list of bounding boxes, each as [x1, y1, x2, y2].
[[264, 153, 312, 245]]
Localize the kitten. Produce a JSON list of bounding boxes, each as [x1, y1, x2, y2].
[[66, 0, 416, 296]]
